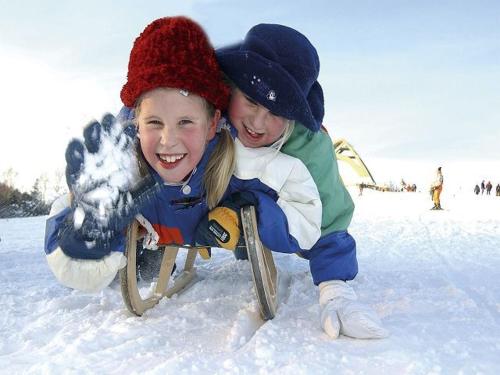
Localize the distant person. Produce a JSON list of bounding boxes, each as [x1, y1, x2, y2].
[[474, 184, 480, 195], [486, 181, 492, 195], [359, 183, 365, 196], [496, 183, 500, 197], [481, 180, 485, 194], [430, 167, 444, 210]]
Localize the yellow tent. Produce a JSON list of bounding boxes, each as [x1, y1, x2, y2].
[[333, 139, 376, 186]]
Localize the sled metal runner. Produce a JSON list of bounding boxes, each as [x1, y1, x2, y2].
[[120, 206, 278, 319], [241, 206, 278, 320]]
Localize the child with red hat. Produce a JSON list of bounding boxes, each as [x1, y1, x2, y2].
[[43, 17, 321, 302], [198, 23, 388, 339], [43, 16, 237, 292]]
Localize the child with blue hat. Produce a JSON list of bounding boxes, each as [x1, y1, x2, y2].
[[208, 23, 388, 339]]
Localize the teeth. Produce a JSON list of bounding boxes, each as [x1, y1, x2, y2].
[[245, 125, 261, 136], [159, 154, 184, 163]]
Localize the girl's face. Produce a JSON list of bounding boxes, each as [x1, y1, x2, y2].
[[136, 88, 218, 183], [228, 89, 288, 148]]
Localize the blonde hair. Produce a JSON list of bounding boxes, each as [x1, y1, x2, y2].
[[133, 91, 235, 209], [204, 128, 235, 209], [269, 120, 295, 151], [199, 96, 236, 209]]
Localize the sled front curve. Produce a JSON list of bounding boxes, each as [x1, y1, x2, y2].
[[241, 206, 278, 320], [119, 220, 198, 316]]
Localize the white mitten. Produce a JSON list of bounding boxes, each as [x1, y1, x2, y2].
[[319, 280, 388, 339]]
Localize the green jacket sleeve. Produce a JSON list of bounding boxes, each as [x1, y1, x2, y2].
[[281, 124, 354, 235]]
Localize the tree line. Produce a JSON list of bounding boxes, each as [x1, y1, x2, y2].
[[0, 168, 66, 218], [0, 180, 50, 218]]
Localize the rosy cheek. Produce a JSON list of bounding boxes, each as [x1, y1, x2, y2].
[[229, 100, 245, 118], [228, 107, 237, 121], [140, 138, 155, 160]]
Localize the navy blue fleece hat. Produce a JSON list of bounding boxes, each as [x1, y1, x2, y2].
[[216, 23, 324, 132]]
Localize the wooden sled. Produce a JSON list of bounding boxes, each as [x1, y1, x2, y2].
[[120, 206, 278, 320], [119, 220, 200, 316]]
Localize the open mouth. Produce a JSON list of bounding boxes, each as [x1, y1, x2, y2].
[[243, 124, 264, 140], [157, 153, 186, 169]]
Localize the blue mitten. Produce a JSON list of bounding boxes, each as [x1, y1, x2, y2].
[[59, 113, 161, 259], [220, 191, 258, 212]]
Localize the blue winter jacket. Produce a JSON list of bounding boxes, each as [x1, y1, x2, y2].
[[44, 128, 306, 292]]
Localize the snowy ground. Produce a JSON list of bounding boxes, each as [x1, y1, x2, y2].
[[1, 190, 499, 374]]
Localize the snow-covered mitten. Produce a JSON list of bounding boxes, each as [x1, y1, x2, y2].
[[319, 280, 388, 339], [59, 113, 161, 259], [194, 192, 256, 256]]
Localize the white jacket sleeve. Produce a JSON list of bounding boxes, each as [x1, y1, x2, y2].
[[45, 194, 127, 293], [234, 139, 322, 249]]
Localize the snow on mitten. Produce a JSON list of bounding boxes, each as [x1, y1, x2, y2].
[[319, 280, 388, 339], [59, 113, 161, 259]]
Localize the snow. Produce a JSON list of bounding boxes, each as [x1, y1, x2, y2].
[[73, 119, 140, 231], [1, 190, 500, 374]]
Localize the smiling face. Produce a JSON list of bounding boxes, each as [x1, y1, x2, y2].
[[136, 88, 218, 183], [228, 89, 289, 148]]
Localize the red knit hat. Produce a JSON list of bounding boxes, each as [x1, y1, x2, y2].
[[121, 16, 230, 110]]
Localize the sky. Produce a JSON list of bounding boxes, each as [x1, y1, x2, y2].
[[1, 0, 499, 192]]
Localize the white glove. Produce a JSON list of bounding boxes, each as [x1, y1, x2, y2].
[[319, 280, 388, 339]]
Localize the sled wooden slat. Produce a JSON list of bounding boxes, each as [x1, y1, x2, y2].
[[154, 247, 179, 296], [119, 221, 198, 316], [162, 248, 197, 298]]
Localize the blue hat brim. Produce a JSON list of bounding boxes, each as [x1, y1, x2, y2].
[[217, 46, 321, 132]]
